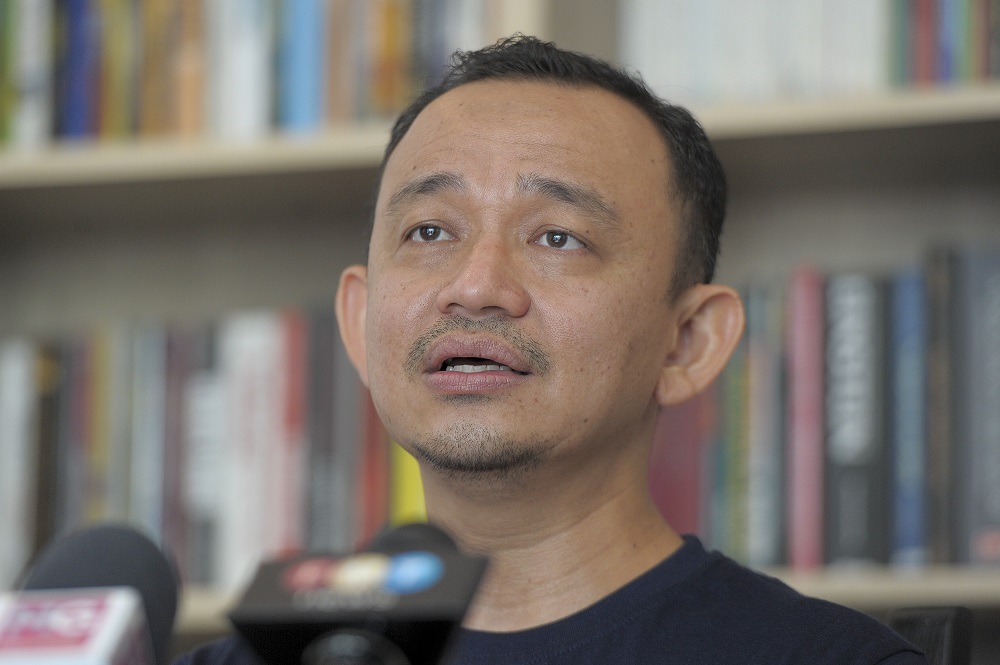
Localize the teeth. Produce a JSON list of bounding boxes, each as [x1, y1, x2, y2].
[[445, 364, 511, 373]]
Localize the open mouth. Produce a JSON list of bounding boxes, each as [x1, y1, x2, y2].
[[440, 357, 528, 375]]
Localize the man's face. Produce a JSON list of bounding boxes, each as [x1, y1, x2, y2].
[[357, 80, 684, 479]]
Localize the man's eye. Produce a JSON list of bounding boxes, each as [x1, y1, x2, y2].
[[536, 230, 585, 250], [408, 225, 453, 242]]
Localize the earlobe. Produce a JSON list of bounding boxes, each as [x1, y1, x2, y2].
[[655, 284, 745, 407], [335, 264, 370, 387]]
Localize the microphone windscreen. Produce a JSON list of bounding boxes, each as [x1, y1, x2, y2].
[[363, 523, 458, 555], [21, 523, 179, 665]]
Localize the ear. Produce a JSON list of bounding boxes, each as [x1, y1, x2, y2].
[[335, 264, 370, 387], [655, 284, 745, 406]]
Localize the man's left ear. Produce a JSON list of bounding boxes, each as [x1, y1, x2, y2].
[[655, 284, 745, 406]]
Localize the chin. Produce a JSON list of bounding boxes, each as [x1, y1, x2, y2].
[[407, 425, 554, 481]]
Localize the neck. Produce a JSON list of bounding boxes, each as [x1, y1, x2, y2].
[[423, 462, 682, 632]]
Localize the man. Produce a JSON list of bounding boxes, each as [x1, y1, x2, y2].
[[178, 36, 925, 665]]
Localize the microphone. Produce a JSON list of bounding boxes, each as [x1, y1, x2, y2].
[[0, 524, 179, 665], [229, 522, 488, 665]]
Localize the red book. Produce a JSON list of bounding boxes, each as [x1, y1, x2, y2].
[[355, 388, 389, 550], [786, 266, 825, 570], [277, 310, 308, 556], [914, 0, 939, 85], [648, 389, 716, 538]]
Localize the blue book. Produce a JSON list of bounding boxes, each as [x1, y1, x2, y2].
[[890, 267, 929, 567], [58, 0, 96, 138], [278, 0, 326, 132]]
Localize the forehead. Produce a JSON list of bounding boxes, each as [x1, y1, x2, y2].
[[376, 80, 674, 214]]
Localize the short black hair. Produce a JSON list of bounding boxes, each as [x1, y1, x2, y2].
[[376, 35, 727, 298]]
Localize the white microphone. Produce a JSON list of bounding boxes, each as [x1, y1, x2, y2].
[[0, 524, 178, 665]]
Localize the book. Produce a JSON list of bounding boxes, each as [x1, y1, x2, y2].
[[217, 312, 284, 591], [823, 273, 890, 567], [329, 314, 363, 550], [305, 307, 339, 551], [205, 0, 274, 140], [98, 0, 138, 139], [274, 310, 308, 556], [324, 0, 358, 126], [129, 325, 167, 546], [708, 326, 749, 561], [356, 388, 389, 549], [889, 267, 929, 567], [390, 440, 426, 525], [648, 390, 715, 539], [4, 0, 54, 149], [55, 337, 90, 535], [744, 279, 786, 568], [926, 247, 959, 564], [785, 266, 825, 570], [55, 0, 99, 138], [950, 248, 1000, 564], [0, 338, 39, 589], [31, 342, 64, 560], [162, 327, 194, 579], [175, 0, 205, 137], [138, 0, 176, 136], [277, 0, 327, 133], [182, 324, 225, 586]]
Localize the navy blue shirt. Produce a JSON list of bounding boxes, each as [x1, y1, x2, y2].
[[175, 536, 925, 665]]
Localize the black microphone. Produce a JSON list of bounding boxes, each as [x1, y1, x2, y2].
[[0, 523, 179, 665], [229, 522, 488, 665]]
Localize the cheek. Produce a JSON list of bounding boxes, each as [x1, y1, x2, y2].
[[543, 280, 670, 384]]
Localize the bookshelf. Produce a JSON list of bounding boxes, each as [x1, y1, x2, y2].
[[1, 84, 998, 189], [175, 565, 1000, 636], [3, 1, 1000, 661]]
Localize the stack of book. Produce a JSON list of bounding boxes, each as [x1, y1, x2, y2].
[[0, 0, 528, 149], [0, 305, 426, 592], [649, 245, 1000, 571], [620, 0, 1000, 107]]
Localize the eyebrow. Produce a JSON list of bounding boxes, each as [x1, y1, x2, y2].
[[516, 173, 620, 228], [383, 170, 620, 228], [384, 171, 468, 217]]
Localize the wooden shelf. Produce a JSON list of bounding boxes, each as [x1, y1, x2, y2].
[[2, 85, 998, 191], [0, 123, 391, 190], [176, 568, 1000, 635], [694, 83, 1000, 139], [770, 567, 1000, 612]]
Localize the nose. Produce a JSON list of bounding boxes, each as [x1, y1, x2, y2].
[[435, 237, 530, 318]]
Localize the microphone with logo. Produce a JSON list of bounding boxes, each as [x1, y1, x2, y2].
[[0, 523, 179, 665], [229, 523, 488, 665]]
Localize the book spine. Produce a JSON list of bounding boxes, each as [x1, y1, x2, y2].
[[278, 0, 326, 132], [182, 325, 224, 586], [57, 0, 98, 138], [926, 248, 958, 563], [0, 339, 39, 589], [175, 0, 205, 137], [786, 266, 825, 570], [129, 326, 167, 546], [954, 250, 1000, 564], [390, 440, 426, 525], [889, 267, 929, 567], [8, 0, 54, 148], [824, 273, 890, 566], [356, 388, 389, 549], [648, 390, 714, 539], [305, 307, 337, 551], [277, 310, 308, 555], [745, 280, 786, 568], [330, 317, 362, 550]]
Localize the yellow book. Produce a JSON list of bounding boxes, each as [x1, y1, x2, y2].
[[389, 440, 425, 525], [99, 0, 137, 139]]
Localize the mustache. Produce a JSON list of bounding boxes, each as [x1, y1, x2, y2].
[[404, 315, 552, 376]]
